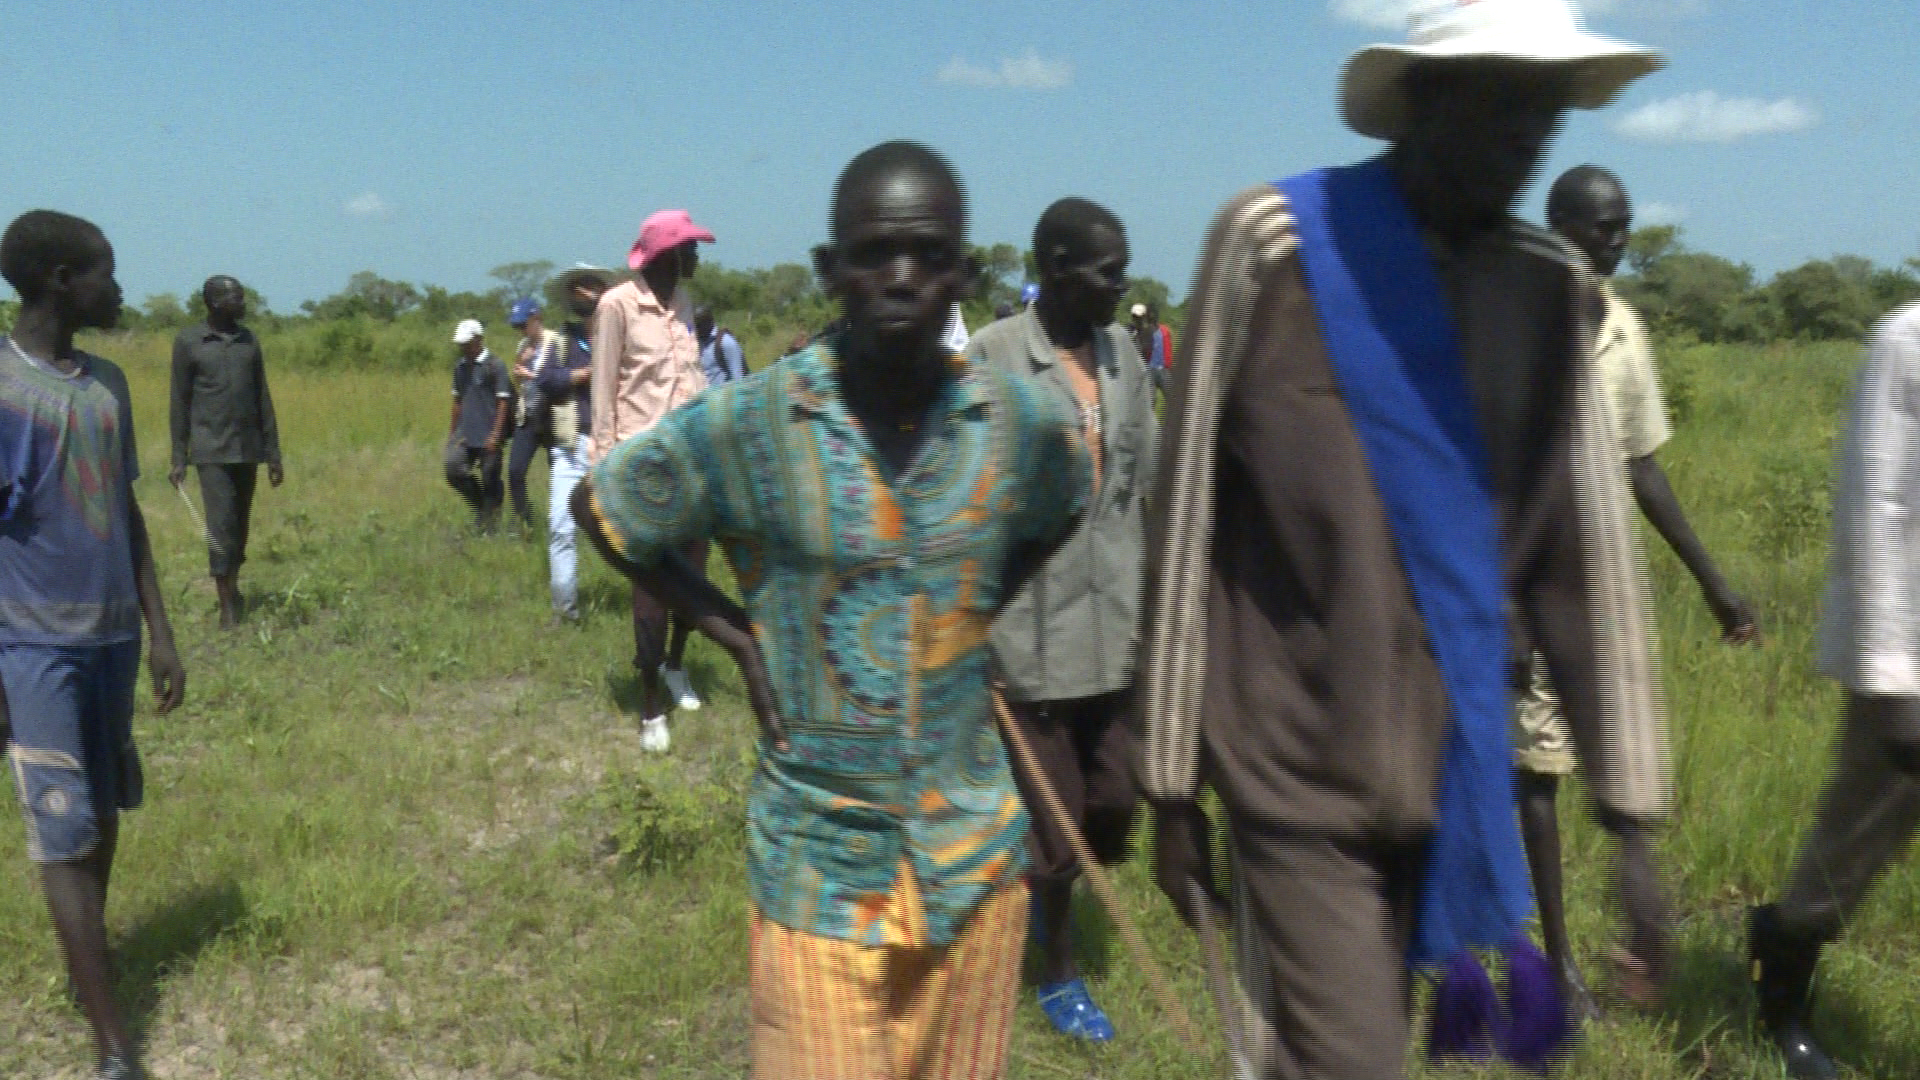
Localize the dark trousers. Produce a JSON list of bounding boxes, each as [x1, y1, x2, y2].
[[197, 463, 258, 577], [1001, 692, 1138, 886], [1230, 826, 1428, 1080], [507, 420, 545, 527], [1779, 691, 1920, 941], [445, 445, 504, 528]]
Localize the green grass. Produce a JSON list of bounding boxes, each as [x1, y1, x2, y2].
[[3, 332, 1917, 1078]]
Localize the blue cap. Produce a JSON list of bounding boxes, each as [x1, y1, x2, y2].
[[508, 297, 542, 327], [1020, 283, 1040, 305]]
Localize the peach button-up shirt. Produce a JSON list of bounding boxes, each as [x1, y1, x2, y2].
[[588, 277, 707, 464]]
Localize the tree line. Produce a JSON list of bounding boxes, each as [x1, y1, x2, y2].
[[5, 233, 1910, 350], [1615, 226, 1920, 344]]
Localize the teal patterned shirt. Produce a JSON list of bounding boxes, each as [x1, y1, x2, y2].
[[588, 339, 1090, 946]]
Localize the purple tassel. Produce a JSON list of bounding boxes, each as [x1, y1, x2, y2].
[[1498, 940, 1575, 1073], [1426, 950, 1500, 1065]]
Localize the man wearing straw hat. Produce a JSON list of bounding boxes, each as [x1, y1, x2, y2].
[[1137, 1, 1668, 1074]]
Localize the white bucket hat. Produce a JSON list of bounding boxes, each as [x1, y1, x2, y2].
[[1341, 0, 1664, 140]]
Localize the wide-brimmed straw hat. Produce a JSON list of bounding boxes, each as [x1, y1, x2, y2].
[[1341, 0, 1663, 140]]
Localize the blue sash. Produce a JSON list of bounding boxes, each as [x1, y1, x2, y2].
[[1276, 159, 1532, 967]]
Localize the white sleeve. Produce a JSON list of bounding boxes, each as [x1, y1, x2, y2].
[[1848, 313, 1920, 695]]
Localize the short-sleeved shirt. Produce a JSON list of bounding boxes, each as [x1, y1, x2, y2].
[[0, 343, 143, 644], [588, 338, 1090, 947], [1594, 283, 1671, 460], [451, 349, 511, 448]]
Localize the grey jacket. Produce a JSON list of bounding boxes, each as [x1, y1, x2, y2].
[[971, 309, 1159, 703]]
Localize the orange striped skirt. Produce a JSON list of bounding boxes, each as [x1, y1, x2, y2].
[[749, 884, 1027, 1080]]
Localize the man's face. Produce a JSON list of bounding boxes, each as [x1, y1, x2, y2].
[[71, 240, 123, 331], [1044, 224, 1129, 330], [206, 280, 246, 324], [1556, 179, 1633, 277], [819, 169, 969, 352], [1401, 62, 1572, 231], [678, 241, 700, 279], [460, 337, 484, 360]]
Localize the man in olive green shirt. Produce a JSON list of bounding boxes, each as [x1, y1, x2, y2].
[[971, 197, 1157, 1042], [169, 275, 283, 629]]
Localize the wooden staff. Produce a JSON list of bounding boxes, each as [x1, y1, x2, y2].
[[991, 693, 1200, 1051], [173, 477, 225, 559]]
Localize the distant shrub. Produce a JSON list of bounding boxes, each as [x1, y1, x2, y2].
[[593, 756, 747, 874]]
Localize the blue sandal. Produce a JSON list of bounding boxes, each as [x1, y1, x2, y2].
[[1037, 978, 1116, 1042]]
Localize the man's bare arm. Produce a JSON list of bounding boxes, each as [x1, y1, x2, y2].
[[1628, 454, 1757, 643], [128, 501, 185, 714], [570, 477, 787, 749]]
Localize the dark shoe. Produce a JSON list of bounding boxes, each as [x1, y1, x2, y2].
[[1748, 904, 1838, 1080], [95, 1054, 147, 1080]]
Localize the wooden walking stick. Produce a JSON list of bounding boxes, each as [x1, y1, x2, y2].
[[1191, 883, 1261, 1080], [173, 476, 224, 559], [991, 692, 1200, 1051]]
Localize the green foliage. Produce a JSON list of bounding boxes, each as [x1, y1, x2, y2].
[[136, 292, 191, 331], [0, 298, 14, 333], [1750, 448, 1832, 558], [1768, 258, 1888, 342], [1621, 225, 1918, 344], [592, 756, 747, 874], [489, 260, 555, 306], [300, 271, 423, 321]]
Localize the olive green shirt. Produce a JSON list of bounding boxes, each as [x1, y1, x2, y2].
[[170, 322, 282, 468], [971, 309, 1159, 703]]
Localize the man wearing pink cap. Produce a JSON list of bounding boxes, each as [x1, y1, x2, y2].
[[590, 209, 713, 750]]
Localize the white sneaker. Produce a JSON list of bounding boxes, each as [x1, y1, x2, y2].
[[660, 665, 703, 712], [639, 715, 672, 753]]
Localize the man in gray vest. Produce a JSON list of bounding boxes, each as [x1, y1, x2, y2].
[[969, 197, 1156, 1042]]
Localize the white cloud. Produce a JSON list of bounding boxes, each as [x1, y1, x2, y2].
[[1636, 201, 1687, 226], [1327, 0, 1413, 28], [1614, 91, 1817, 143], [343, 192, 393, 218], [937, 49, 1072, 91], [1328, 0, 1695, 29]]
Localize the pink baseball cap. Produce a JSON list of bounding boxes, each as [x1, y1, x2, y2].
[[628, 209, 716, 270]]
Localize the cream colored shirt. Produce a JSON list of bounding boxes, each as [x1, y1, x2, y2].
[[1594, 282, 1672, 461], [588, 278, 707, 465]]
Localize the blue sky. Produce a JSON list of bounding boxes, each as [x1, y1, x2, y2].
[[0, 0, 1912, 310]]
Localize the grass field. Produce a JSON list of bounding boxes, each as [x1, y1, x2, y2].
[[4, 329, 1918, 1079]]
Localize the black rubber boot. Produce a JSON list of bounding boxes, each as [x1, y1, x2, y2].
[[1748, 904, 1838, 1080]]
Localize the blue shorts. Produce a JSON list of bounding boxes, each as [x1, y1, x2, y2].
[[1, 641, 143, 862]]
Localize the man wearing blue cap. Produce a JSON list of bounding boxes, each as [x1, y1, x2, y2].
[[507, 298, 565, 533]]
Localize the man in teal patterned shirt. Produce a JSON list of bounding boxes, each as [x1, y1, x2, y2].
[[575, 141, 1088, 1079]]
